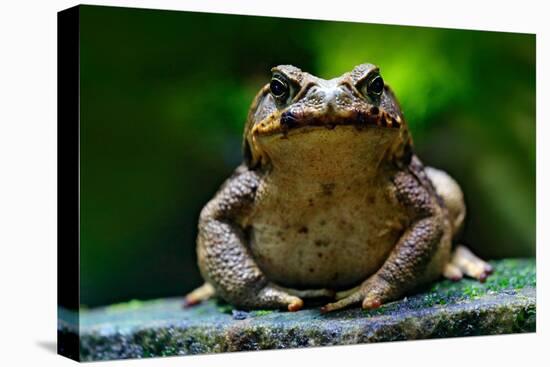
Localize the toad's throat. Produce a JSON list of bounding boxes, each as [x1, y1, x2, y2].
[[255, 125, 399, 181]]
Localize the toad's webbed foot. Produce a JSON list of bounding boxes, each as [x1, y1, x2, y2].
[[184, 282, 333, 310], [320, 274, 392, 312], [443, 245, 493, 282], [254, 284, 304, 311]]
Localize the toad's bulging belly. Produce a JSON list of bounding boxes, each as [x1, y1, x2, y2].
[[247, 177, 410, 290]]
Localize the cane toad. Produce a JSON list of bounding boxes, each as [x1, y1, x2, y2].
[[186, 63, 492, 312]]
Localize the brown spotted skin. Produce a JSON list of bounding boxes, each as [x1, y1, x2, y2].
[[197, 166, 306, 310], [192, 63, 485, 311]]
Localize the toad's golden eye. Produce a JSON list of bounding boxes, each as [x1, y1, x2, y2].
[[358, 72, 384, 100], [368, 74, 384, 96], [269, 75, 289, 100]]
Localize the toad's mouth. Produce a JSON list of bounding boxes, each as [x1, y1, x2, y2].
[[252, 108, 402, 137]]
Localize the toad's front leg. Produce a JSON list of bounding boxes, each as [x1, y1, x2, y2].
[[193, 165, 304, 311], [322, 168, 447, 312]]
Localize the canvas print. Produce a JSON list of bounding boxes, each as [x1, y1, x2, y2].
[[57, 4, 536, 362]]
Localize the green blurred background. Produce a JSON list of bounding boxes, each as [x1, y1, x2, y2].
[[79, 5, 535, 307]]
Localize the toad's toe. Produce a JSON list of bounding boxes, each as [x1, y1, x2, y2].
[[443, 262, 463, 282], [320, 292, 363, 313], [361, 297, 382, 310], [450, 245, 493, 282], [184, 283, 215, 308]]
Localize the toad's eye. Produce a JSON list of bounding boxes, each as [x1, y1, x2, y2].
[[270, 75, 289, 100], [359, 72, 384, 100], [368, 74, 384, 96]]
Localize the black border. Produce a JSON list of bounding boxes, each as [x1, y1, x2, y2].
[[57, 4, 80, 362]]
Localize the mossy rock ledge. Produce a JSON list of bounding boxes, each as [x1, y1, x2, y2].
[[60, 258, 535, 361]]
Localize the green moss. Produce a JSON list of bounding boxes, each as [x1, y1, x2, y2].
[[105, 299, 145, 312], [358, 258, 535, 315], [215, 300, 234, 314], [513, 304, 537, 333], [426, 258, 535, 304]]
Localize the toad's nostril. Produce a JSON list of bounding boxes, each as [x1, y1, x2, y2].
[[281, 111, 298, 128]]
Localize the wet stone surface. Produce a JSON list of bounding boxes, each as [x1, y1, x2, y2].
[[60, 259, 535, 361]]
